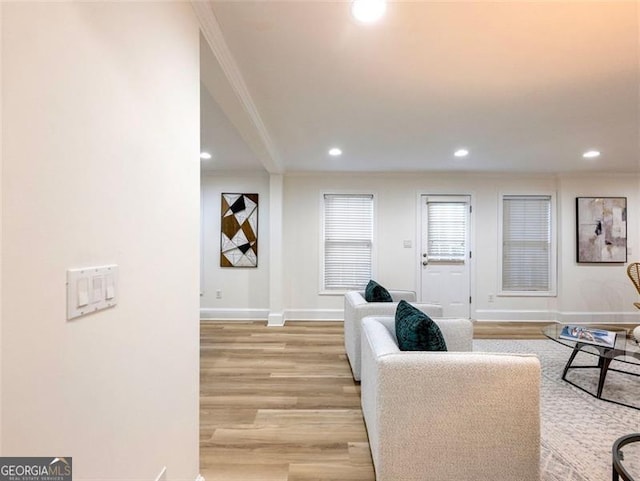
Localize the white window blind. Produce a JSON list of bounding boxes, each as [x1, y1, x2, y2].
[[502, 195, 551, 292], [323, 194, 373, 290], [427, 202, 467, 261]]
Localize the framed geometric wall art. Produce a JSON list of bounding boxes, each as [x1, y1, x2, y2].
[[576, 197, 627, 263], [220, 193, 258, 267]]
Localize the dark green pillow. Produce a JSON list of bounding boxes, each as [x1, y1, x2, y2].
[[364, 280, 393, 302], [395, 300, 448, 351]]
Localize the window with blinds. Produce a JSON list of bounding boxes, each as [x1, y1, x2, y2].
[[427, 202, 467, 261], [501, 195, 553, 293], [323, 194, 374, 291]]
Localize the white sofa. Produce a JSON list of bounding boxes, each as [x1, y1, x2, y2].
[[344, 290, 443, 381], [361, 316, 541, 481]]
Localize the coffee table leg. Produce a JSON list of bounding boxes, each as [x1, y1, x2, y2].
[[562, 344, 582, 380], [597, 356, 613, 399]]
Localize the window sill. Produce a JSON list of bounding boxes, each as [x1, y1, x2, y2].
[[319, 290, 352, 296], [498, 291, 557, 297]]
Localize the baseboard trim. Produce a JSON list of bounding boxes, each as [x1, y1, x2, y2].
[[200, 308, 269, 321], [474, 309, 640, 324], [474, 310, 557, 321], [285, 309, 343, 321], [201, 308, 344, 322], [558, 311, 640, 324], [268, 312, 285, 327]]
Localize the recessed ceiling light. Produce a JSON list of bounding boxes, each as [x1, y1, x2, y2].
[[454, 149, 469, 158], [328, 148, 342, 157], [351, 0, 386, 23], [200, 152, 212, 160], [582, 150, 600, 159]]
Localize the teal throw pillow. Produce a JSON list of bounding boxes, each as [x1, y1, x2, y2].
[[364, 280, 393, 303], [395, 300, 448, 351]]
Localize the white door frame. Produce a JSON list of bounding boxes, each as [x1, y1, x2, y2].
[[415, 192, 475, 317]]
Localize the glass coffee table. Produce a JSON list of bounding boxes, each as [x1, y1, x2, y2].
[[543, 324, 640, 410]]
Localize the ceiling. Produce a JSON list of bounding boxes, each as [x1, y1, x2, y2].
[[198, 1, 639, 174]]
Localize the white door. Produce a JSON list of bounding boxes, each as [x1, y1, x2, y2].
[[420, 195, 471, 318]]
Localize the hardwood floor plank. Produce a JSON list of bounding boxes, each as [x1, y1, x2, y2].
[[200, 445, 351, 465], [210, 425, 367, 444], [200, 408, 258, 426], [287, 463, 375, 481], [254, 409, 364, 425], [200, 395, 299, 409], [348, 442, 374, 467], [199, 463, 289, 481]]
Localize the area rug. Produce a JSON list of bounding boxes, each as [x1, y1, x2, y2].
[[473, 339, 640, 481]]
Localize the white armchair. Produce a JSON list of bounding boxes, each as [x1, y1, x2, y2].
[[344, 290, 442, 381], [360, 316, 541, 481]]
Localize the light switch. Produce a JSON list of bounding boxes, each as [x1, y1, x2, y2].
[[92, 275, 104, 303], [67, 265, 118, 320], [105, 274, 115, 300], [77, 277, 89, 307]]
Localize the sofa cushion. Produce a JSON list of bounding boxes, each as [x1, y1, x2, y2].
[[395, 300, 448, 351], [364, 280, 393, 302]]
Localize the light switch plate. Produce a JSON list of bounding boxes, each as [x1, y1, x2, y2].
[[67, 265, 118, 320]]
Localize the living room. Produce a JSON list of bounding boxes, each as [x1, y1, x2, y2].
[[1, 1, 639, 481], [198, 1, 640, 480]]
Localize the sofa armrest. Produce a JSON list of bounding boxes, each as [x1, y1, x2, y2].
[[433, 316, 472, 351], [353, 302, 442, 319], [344, 302, 402, 381], [351, 290, 417, 303], [410, 302, 443, 318], [388, 290, 416, 302]]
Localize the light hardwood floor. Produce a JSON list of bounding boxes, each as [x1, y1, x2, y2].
[[200, 320, 633, 480], [200, 321, 373, 481]]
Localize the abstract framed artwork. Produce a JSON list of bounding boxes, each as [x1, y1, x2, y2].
[[220, 193, 258, 267], [576, 197, 627, 263]]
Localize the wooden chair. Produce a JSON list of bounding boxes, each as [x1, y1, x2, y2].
[[626, 263, 640, 309]]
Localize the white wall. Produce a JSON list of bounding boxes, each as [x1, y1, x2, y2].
[[200, 172, 270, 319], [2, 3, 200, 479], [282, 172, 640, 322], [557, 174, 640, 322]]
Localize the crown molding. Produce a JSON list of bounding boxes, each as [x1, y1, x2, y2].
[[192, 1, 283, 174]]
